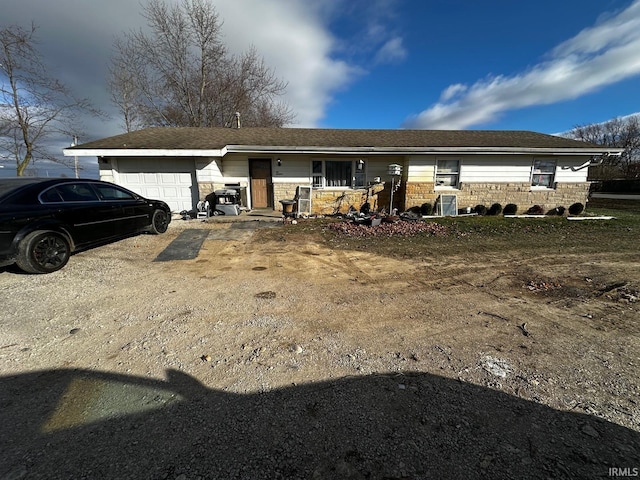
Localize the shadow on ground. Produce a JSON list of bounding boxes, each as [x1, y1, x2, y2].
[[1, 369, 638, 479]]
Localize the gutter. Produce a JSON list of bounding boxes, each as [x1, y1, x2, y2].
[[63, 148, 225, 157], [225, 145, 615, 156], [63, 145, 619, 158]]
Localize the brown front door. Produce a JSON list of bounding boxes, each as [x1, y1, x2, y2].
[[249, 159, 272, 208]]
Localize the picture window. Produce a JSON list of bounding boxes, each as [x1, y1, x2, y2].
[[311, 160, 366, 188]]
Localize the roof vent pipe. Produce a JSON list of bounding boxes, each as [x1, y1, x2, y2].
[[235, 112, 241, 129]]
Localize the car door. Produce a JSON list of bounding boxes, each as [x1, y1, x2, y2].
[[90, 183, 152, 233], [40, 182, 123, 247]]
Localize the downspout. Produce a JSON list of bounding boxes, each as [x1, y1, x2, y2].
[[562, 151, 622, 172]]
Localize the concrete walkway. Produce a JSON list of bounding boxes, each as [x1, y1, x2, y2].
[[173, 208, 284, 223]]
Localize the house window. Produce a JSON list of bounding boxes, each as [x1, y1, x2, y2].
[[312, 161, 323, 188], [311, 159, 366, 188], [531, 159, 556, 187], [326, 160, 351, 187], [436, 159, 460, 187]]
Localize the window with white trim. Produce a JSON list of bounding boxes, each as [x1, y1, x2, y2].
[[531, 159, 556, 187], [435, 159, 460, 187], [311, 159, 366, 188]]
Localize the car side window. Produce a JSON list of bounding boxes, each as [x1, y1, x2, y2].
[[93, 184, 135, 201], [53, 184, 100, 202], [40, 188, 65, 203]]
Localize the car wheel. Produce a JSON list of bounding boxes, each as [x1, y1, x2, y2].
[[150, 209, 169, 234], [15, 230, 71, 274]]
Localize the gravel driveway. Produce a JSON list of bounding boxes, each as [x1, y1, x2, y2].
[[1, 217, 639, 479]]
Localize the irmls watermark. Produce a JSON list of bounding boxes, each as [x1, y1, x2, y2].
[[609, 467, 639, 477]]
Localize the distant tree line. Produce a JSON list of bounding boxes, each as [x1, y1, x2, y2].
[[566, 115, 640, 180]]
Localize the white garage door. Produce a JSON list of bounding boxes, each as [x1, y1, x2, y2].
[[116, 159, 195, 213]]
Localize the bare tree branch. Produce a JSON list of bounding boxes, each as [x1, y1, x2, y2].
[[108, 0, 294, 129], [566, 115, 640, 179], [1, 23, 101, 176]]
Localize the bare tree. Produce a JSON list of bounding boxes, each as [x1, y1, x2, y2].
[[1, 24, 99, 176], [108, 38, 144, 133], [566, 115, 640, 179], [109, 0, 294, 131]]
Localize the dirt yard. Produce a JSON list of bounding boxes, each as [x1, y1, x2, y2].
[[1, 216, 639, 479]]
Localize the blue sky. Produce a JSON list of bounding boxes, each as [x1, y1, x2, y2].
[[2, 0, 640, 176], [321, 0, 640, 132]]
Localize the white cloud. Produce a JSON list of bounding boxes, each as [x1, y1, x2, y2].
[[403, 0, 640, 129], [204, 0, 363, 127], [2, 0, 365, 133], [439, 84, 467, 102], [216, 0, 406, 122], [374, 37, 407, 65]]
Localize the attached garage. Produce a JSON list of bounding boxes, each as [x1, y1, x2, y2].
[[113, 158, 198, 213]]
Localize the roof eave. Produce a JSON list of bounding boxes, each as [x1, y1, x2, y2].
[[225, 145, 620, 155], [63, 148, 226, 157], [63, 145, 621, 157]]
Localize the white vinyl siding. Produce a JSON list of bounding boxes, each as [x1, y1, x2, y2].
[[221, 156, 249, 184], [407, 155, 590, 186], [455, 156, 534, 182], [195, 158, 224, 183], [273, 157, 310, 184], [406, 156, 435, 182], [555, 159, 589, 182], [368, 160, 396, 182]]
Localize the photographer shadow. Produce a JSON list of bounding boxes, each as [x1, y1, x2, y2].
[[1, 368, 638, 479]]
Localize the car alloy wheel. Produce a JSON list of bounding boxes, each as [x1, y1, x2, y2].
[[16, 230, 71, 274], [151, 209, 169, 234]]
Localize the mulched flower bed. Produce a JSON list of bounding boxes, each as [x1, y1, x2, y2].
[[327, 220, 449, 237]]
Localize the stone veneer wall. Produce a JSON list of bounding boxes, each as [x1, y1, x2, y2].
[[273, 183, 385, 215], [272, 183, 300, 208], [403, 182, 437, 210], [201, 181, 590, 214], [197, 182, 221, 199], [405, 182, 591, 212]]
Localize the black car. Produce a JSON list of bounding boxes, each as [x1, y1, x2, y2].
[[0, 178, 171, 274]]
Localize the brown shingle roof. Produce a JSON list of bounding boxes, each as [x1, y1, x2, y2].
[[71, 127, 605, 151]]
